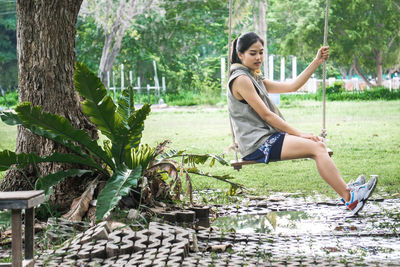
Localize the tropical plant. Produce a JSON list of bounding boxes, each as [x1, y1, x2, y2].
[[0, 62, 241, 221], [140, 140, 243, 207], [0, 62, 151, 221]]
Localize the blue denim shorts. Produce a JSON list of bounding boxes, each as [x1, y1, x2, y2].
[[243, 132, 286, 164]]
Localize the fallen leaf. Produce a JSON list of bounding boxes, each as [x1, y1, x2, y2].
[[145, 161, 178, 178], [62, 178, 98, 221]]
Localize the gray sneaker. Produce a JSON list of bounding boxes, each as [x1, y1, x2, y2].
[[345, 176, 378, 215], [347, 174, 367, 190], [340, 175, 367, 203]]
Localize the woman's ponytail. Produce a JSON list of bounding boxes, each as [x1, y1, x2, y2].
[[230, 38, 241, 64]]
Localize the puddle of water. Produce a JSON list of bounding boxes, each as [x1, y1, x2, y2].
[[211, 208, 400, 262], [212, 211, 333, 235]]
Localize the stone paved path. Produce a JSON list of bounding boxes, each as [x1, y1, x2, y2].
[[1, 195, 399, 266], [30, 196, 399, 266]]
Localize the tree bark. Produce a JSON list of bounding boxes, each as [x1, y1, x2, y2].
[[353, 56, 373, 88], [100, 22, 130, 82], [97, 0, 154, 83], [258, 0, 268, 77], [253, 1, 259, 33], [339, 67, 348, 80], [0, 0, 98, 210], [374, 49, 383, 86], [349, 66, 354, 79]]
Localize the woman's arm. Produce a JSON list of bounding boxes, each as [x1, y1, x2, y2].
[[263, 46, 329, 94], [232, 75, 320, 141]]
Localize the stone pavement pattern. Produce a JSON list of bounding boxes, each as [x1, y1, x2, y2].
[[31, 196, 400, 266]]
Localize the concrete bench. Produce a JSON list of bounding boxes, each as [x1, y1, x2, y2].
[[0, 191, 45, 267]]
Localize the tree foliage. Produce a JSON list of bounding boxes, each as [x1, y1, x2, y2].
[[268, 0, 400, 83], [0, 3, 17, 89], [76, 0, 229, 99], [2, 0, 400, 96], [80, 0, 157, 82]]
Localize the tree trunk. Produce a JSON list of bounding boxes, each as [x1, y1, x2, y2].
[[258, 0, 268, 77], [353, 56, 373, 88], [0, 0, 98, 211], [374, 49, 383, 86], [339, 67, 348, 80], [253, 1, 259, 33], [349, 66, 354, 79], [98, 29, 117, 83], [97, 0, 154, 84], [258, 0, 268, 75], [100, 22, 130, 82]]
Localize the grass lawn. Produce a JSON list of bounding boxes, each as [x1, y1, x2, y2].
[[1, 100, 399, 198]]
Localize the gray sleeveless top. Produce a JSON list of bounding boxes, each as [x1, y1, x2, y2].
[[227, 64, 285, 157]]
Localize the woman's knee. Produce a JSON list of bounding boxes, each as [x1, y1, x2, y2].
[[311, 141, 327, 158]]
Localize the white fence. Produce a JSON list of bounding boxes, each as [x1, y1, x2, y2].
[[221, 55, 400, 94], [297, 77, 400, 93], [104, 61, 166, 104]]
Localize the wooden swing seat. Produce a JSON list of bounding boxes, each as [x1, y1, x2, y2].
[[231, 148, 333, 171]]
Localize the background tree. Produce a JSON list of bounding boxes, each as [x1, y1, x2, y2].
[[80, 0, 156, 83], [0, 0, 97, 211], [268, 0, 400, 84], [254, 0, 269, 76], [268, 0, 328, 65], [76, 0, 229, 100], [330, 0, 400, 85], [0, 1, 17, 90]]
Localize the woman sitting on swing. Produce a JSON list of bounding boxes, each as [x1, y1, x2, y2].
[[228, 32, 377, 215]]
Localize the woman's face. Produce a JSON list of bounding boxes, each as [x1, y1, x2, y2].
[[238, 41, 264, 71]]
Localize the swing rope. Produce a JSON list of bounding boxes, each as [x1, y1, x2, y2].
[[227, 0, 239, 163], [321, 0, 330, 139], [227, 0, 331, 170]]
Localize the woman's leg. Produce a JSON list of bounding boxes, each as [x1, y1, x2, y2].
[[280, 134, 351, 202]]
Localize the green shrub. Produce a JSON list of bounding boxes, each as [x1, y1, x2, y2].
[[0, 90, 18, 109], [162, 56, 223, 106], [281, 85, 400, 104], [324, 81, 345, 94], [166, 91, 225, 106], [325, 86, 400, 101]]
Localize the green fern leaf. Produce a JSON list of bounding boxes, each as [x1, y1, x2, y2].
[[35, 169, 93, 195], [95, 165, 141, 221], [126, 104, 151, 149], [117, 86, 135, 122], [81, 96, 125, 141], [0, 111, 21, 125], [75, 62, 107, 105], [14, 103, 113, 171], [0, 150, 102, 172], [1, 109, 102, 167], [75, 62, 126, 143]]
